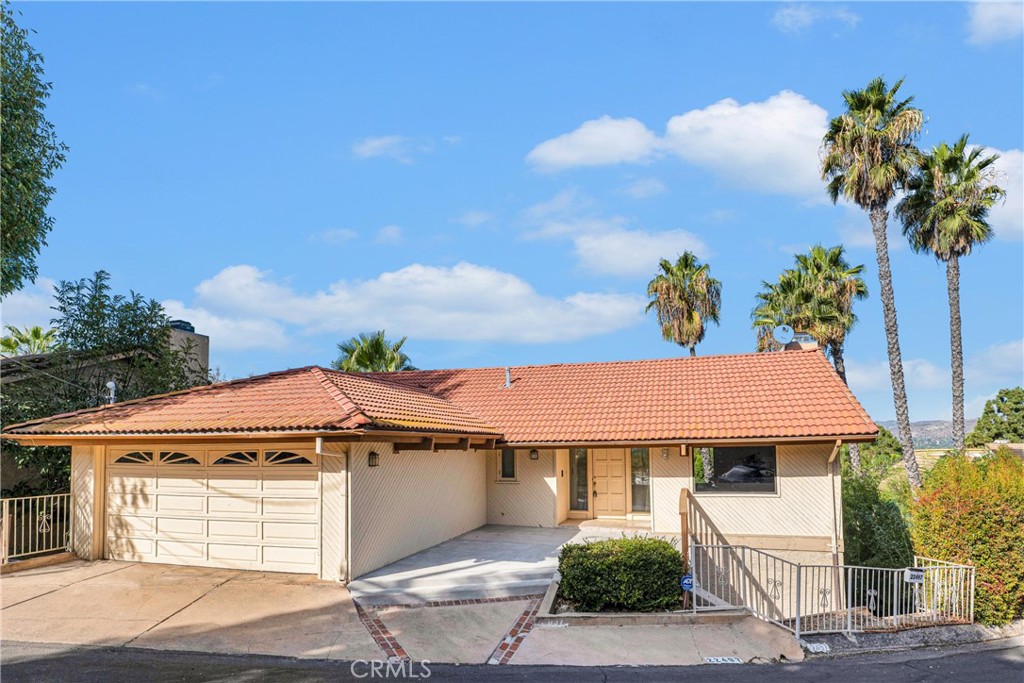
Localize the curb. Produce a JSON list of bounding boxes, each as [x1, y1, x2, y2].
[[801, 619, 1024, 658]]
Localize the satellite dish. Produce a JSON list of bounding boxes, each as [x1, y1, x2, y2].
[[772, 325, 794, 346]]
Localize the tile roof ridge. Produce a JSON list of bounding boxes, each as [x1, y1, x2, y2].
[[307, 367, 373, 428], [3, 366, 317, 433], [382, 348, 824, 375]]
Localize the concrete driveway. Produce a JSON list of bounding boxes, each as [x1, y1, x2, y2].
[[0, 560, 381, 661], [347, 525, 579, 604]]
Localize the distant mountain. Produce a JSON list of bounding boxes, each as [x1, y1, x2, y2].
[[877, 419, 979, 449]]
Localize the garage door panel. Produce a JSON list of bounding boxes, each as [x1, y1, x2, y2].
[[263, 545, 318, 568], [108, 493, 155, 512], [157, 540, 205, 561], [263, 521, 318, 542], [157, 517, 206, 537], [209, 519, 260, 540], [157, 495, 206, 513], [208, 543, 260, 564], [105, 453, 321, 575], [263, 498, 317, 517]]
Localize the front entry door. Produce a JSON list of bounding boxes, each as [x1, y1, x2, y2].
[[592, 448, 627, 517]]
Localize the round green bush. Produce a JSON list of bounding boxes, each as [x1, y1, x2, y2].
[[910, 449, 1024, 626], [557, 536, 684, 612]]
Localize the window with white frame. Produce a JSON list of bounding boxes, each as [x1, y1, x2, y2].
[[499, 448, 517, 480]]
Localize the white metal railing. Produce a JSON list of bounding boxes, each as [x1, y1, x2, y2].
[[1, 493, 73, 564], [690, 543, 975, 639]]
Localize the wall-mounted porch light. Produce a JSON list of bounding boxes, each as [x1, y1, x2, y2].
[[661, 447, 670, 460], [368, 451, 380, 467], [529, 449, 539, 460]]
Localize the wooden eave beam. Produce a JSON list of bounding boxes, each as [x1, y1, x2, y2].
[[393, 437, 434, 452]]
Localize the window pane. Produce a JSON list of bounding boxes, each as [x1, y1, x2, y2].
[[694, 446, 776, 493], [630, 448, 650, 512], [570, 448, 588, 511], [501, 448, 516, 479]]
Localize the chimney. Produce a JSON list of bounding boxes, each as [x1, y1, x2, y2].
[[785, 331, 819, 351], [504, 367, 512, 389]]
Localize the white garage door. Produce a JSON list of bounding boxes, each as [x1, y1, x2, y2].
[[105, 447, 320, 574]]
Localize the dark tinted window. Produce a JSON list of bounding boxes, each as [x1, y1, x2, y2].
[[694, 446, 776, 493], [500, 448, 516, 479]]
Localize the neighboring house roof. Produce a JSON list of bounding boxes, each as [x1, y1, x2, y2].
[[374, 349, 877, 444], [3, 366, 499, 437], [2, 349, 877, 444]]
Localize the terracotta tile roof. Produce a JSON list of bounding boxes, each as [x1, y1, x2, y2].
[[373, 349, 877, 443], [3, 349, 876, 443], [3, 367, 499, 437]]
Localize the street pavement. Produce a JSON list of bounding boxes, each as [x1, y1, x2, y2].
[[1, 637, 1020, 682]]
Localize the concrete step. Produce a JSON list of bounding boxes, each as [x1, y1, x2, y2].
[[350, 577, 553, 605]]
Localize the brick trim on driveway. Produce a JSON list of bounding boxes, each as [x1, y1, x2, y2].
[[487, 598, 542, 665]]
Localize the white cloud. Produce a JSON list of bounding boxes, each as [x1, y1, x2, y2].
[[186, 263, 645, 344], [847, 357, 949, 393], [162, 299, 290, 351], [351, 135, 432, 163], [664, 91, 828, 197], [374, 225, 403, 245], [988, 148, 1023, 240], [522, 189, 708, 276], [574, 229, 709, 277], [526, 91, 829, 198], [453, 210, 493, 227], [623, 178, 667, 199], [526, 116, 660, 171], [314, 228, 358, 244], [770, 4, 860, 34], [0, 277, 57, 330], [967, 2, 1024, 44], [126, 83, 165, 101], [966, 338, 1024, 386]]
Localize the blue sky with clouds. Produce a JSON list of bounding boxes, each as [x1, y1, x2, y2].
[[3, 2, 1022, 422]]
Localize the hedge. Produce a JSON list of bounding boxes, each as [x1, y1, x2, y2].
[[910, 449, 1024, 626], [557, 536, 684, 612]]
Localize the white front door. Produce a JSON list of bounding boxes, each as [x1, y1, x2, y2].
[[104, 447, 320, 574]]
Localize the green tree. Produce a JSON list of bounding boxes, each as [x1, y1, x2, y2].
[[897, 136, 1005, 451], [1, 271, 209, 493], [821, 76, 924, 489], [332, 330, 416, 372], [1, 3, 68, 296], [967, 387, 1024, 447], [646, 252, 722, 357], [1, 324, 57, 355]]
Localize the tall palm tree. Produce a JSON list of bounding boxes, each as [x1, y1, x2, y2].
[[646, 252, 722, 356], [896, 135, 1005, 451], [0, 325, 58, 356], [332, 330, 416, 372], [753, 246, 868, 471], [821, 76, 924, 489]]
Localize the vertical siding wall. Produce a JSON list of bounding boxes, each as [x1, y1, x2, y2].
[[349, 442, 486, 579], [319, 450, 347, 581], [485, 449, 557, 527], [651, 446, 687, 533], [70, 446, 98, 559], [685, 442, 838, 552]]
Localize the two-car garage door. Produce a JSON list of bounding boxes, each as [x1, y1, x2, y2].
[[105, 447, 321, 574]]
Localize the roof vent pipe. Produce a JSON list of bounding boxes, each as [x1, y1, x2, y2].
[[504, 367, 511, 389]]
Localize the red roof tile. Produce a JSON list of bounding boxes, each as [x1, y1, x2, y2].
[[3, 367, 498, 437], [3, 350, 876, 443]]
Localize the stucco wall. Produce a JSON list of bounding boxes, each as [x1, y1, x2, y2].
[[485, 449, 557, 527], [686, 442, 839, 550], [319, 448, 346, 582], [69, 445, 100, 560], [348, 442, 487, 579]]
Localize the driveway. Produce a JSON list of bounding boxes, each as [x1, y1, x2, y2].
[[346, 525, 579, 604], [0, 560, 381, 661]]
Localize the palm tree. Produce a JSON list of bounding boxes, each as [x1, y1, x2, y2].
[[646, 252, 722, 356], [753, 246, 868, 471], [0, 325, 58, 356], [332, 330, 416, 372], [896, 135, 1005, 451], [821, 76, 924, 489]]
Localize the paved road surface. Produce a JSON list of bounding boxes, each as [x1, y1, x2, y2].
[[1, 638, 1020, 682]]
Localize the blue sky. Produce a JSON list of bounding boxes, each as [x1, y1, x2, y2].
[[3, 1, 1022, 422]]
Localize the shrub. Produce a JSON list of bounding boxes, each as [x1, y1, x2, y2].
[[841, 448, 914, 569], [910, 449, 1024, 626], [557, 536, 684, 612]]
